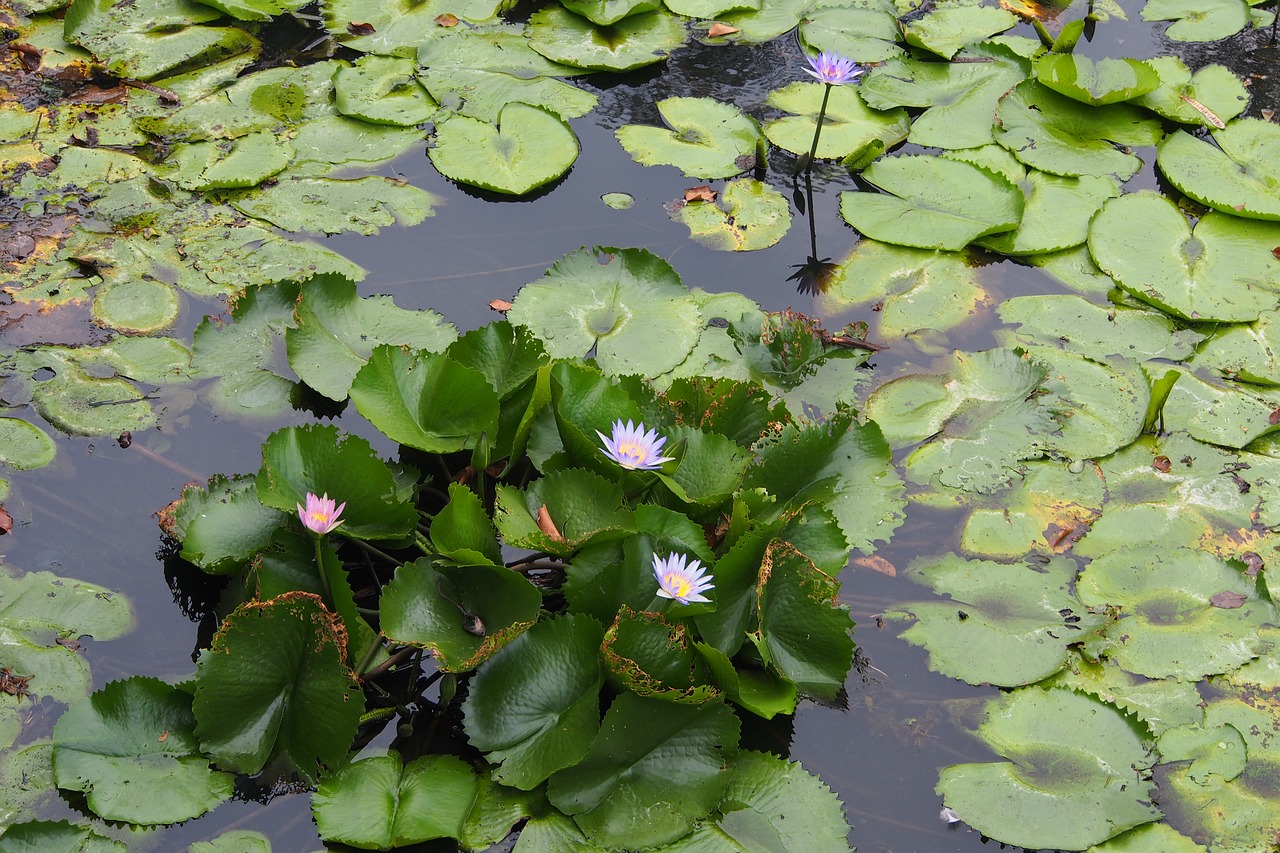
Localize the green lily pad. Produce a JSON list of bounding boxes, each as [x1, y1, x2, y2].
[[819, 240, 990, 345], [527, 6, 687, 72], [229, 176, 439, 236], [976, 170, 1121, 256], [165, 131, 293, 192], [840, 155, 1024, 251], [1190, 308, 1280, 384], [705, 0, 807, 43], [1035, 54, 1160, 106], [170, 474, 287, 575], [334, 54, 437, 126], [617, 97, 760, 179], [997, 294, 1203, 362], [90, 279, 180, 334], [0, 820, 126, 852], [902, 4, 1018, 57], [547, 693, 739, 849], [601, 191, 634, 209], [429, 482, 504, 567], [429, 103, 578, 195], [864, 348, 1055, 494], [494, 469, 634, 557], [602, 609, 718, 703], [1141, 0, 1254, 41], [0, 741, 57, 834], [1077, 546, 1276, 679], [290, 115, 423, 171], [284, 274, 455, 401], [994, 80, 1163, 179], [463, 616, 605, 790], [938, 688, 1160, 850], [52, 677, 235, 824], [562, 0, 662, 25], [1088, 191, 1280, 322], [509, 246, 702, 377], [31, 361, 156, 438], [1045, 653, 1204, 738], [886, 555, 1103, 687], [1035, 348, 1150, 459], [323, 0, 506, 55], [312, 751, 479, 848], [1135, 58, 1249, 127], [189, 830, 272, 853], [1160, 366, 1280, 448], [422, 68, 597, 123], [799, 1, 902, 63], [0, 417, 55, 471], [1087, 823, 1209, 852], [192, 593, 362, 783], [1156, 120, 1280, 221], [677, 179, 790, 251], [763, 82, 909, 160], [859, 42, 1030, 150]]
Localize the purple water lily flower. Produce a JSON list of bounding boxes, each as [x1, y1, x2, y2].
[[653, 552, 714, 605], [596, 419, 674, 471], [297, 492, 346, 536], [804, 51, 862, 86]]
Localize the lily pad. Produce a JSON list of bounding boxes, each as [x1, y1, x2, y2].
[[617, 97, 760, 179], [90, 278, 180, 334], [799, 1, 902, 63], [997, 294, 1203, 362], [527, 6, 686, 72], [0, 418, 55, 471], [1034, 348, 1149, 460], [1141, 0, 1255, 41], [230, 176, 439, 236], [1190, 308, 1280, 385], [1134, 58, 1249, 127], [763, 82, 909, 160], [1035, 54, 1160, 106], [334, 54, 437, 126], [509, 246, 702, 377], [1156, 120, 1280, 221], [430, 103, 578, 196], [840, 155, 1023, 251], [976, 170, 1120, 256], [677, 179, 790, 251], [902, 4, 1019, 58], [887, 555, 1103, 687], [562, 0, 662, 25], [165, 131, 293, 191], [323, 0, 507, 55], [422, 69, 597, 123], [30, 361, 156, 437], [1088, 191, 1280, 322], [1077, 546, 1276, 679], [994, 80, 1162, 180], [1159, 366, 1280, 449], [938, 688, 1160, 850]]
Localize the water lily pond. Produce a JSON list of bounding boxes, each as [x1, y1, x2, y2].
[[2, 0, 1280, 850]]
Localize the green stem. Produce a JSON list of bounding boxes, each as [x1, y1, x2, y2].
[[313, 537, 334, 609], [347, 537, 403, 568], [354, 635, 385, 677], [806, 83, 834, 169]]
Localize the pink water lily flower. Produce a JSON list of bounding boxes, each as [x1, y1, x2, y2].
[[297, 492, 346, 535], [653, 552, 714, 605], [596, 419, 674, 471], [804, 51, 863, 86]]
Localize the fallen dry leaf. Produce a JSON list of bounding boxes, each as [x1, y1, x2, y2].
[[853, 555, 897, 577], [435, 13, 459, 26], [158, 731, 170, 743], [1210, 590, 1248, 609], [1242, 552, 1264, 577], [685, 185, 716, 203], [347, 21, 375, 35], [489, 298, 513, 313], [0, 506, 11, 535], [1271, 408, 1280, 425], [536, 505, 565, 543], [707, 22, 739, 37], [1152, 455, 1172, 473]]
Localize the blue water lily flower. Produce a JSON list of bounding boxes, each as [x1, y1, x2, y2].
[[596, 419, 674, 470], [804, 51, 863, 86], [653, 552, 714, 605]]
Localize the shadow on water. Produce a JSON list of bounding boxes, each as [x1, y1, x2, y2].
[[2, 7, 1279, 851]]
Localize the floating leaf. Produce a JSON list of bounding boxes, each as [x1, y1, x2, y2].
[[0, 820, 126, 851], [189, 830, 272, 853], [1035, 54, 1160, 106], [230, 176, 439, 236], [1190, 308, 1280, 385], [976, 170, 1120, 256], [1134, 57, 1248, 127], [602, 608, 718, 703], [840, 155, 1023, 251], [902, 4, 1018, 57], [997, 294, 1203, 362], [52, 677, 235, 824], [1157, 120, 1280, 221], [616, 97, 760, 179], [334, 54, 437, 126], [323, 0, 507, 55], [30, 360, 156, 438], [494, 469, 634, 557], [1160, 366, 1280, 448], [1141, 0, 1253, 41], [429, 103, 579, 195], [562, 0, 662, 25], [677, 178, 790, 251], [90, 278, 180, 334], [763, 82, 909, 160], [170, 474, 287, 575], [0, 418, 55, 471], [799, 1, 902, 63], [527, 6, 687, 72]]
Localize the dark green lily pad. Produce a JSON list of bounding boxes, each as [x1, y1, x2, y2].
[[617, 97, 760, 179], [334, 54, 437, 126], [938, 688, 1160, 850], [763, 82, 909, 160], [52, 677, 235, 824], [902, 4, 1018, 58], [840, 155, 1023, 251], [494, 469, 633, 557], [527, 6, 686, 72], [994, 80, 1163, 179], [509, 246, 702, 377], [1035, 54, 1160, 106], [0, 417, 55, 471], [1157, 120, 1280, 221], [1088, 191, 1280, 322], [886, 555, 1103, 687], [1135, 58, 1249, 127], [430, 103, 578, 195], [678, 179, 790, 251], [170, 474, 287, 575]]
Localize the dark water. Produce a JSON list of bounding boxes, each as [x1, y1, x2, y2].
[[3, 6, 1279, 850]]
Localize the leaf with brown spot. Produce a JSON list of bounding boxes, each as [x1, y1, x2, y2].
[[1242, 552, 1263, 577], [1210, 590, 1248, 609], [685, 185, 717, 203], [1269, 407, 1280, 425], [707, 23, 739, 37], [536, 504, 565, 543], [347, 21, 375, 35], [435, 13, 459, 26], [489, 299, 513, 313], [853, 554, 897, 577], [0, 506, 11, 535], [1153, 455, 1172, 472]]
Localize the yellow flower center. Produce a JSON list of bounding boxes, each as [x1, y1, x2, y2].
[[663, 572, 692, 598], [309, 510, 331, 525], [617, 441, 645, 460]]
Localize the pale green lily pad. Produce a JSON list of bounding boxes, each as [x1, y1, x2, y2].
[[1033, 348, 1149, 459], [840, 155, 1023, 251], [706, 0, 808, 43], [324, 0, 507, 55], [527, 6, 686, 72], [290, 115, 423, 171], [1028, 247, 1121, 298], [31, 362, 156, 437], [1158, 721, 1248, 784], [1036, 54, 1160, 106], [997, 294, 1203, 362], [509, 247, 701, 377], [976, 170, 1120, 256], [1087, 821, 1210, 851], [0, 417, 56, 471], [864, 348, 1055, 494], [799, 1, 902, 63], [228, 176, 439, 236], [1157, 120, 1280, 221], [601, 192, 634, 210], [1088, 192, 1280, 322], [421, 69, 598, 123], [1135, 58, 1248, 128], [0, 741, 56, 831], [1045, 654, 1204, 738], [1077, 546, 1276, 679], [677, 179, 790, 251], [1160, 366, 1280, 449], [429, 103, 578, 196], [617, 97, 760, 179], [994, 80, 1163, 180], [417, 25, 582, 76], [902, 4, 1018, 58], [334, 55, 437, 126], [666, 0, 759, 16], [818, 240, 989, 345], [939, 688, 1160, 850], [763, 82, 909, 160], [562, 0, 662, 25], [91, 279, 180, 334], [859, 42, 1030, 150], [164, 131, 293, 191], [1141, 0, 1255, 41], [1190, 309, 1280, 385], [886, 555, 1102, 686]]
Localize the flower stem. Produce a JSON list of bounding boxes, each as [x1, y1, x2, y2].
[[806, 83, 834, 169], [313, 537, 334, 609]]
